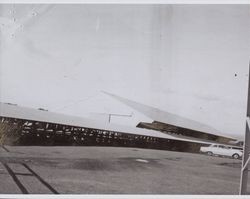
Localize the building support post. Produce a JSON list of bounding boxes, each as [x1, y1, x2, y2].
[[240, 64, 250, 195]]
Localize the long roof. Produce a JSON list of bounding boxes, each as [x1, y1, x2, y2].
[[103, 92, 237, 141], [0, 102, 219, 145]]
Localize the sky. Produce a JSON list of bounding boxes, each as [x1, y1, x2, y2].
[[0, 4, 250, 139]]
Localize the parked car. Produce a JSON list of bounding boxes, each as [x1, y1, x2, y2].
[[200, 144, 243, 159]]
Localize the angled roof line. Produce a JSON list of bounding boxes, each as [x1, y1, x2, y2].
[[102, 91, 237, 140]]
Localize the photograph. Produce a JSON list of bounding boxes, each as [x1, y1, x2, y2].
[[0, 3, 250, 195]]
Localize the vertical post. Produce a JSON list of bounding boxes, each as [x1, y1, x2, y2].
[[108, 114, 111, 123], [240, 63, 250, 195], [240, 120, 250, 194]]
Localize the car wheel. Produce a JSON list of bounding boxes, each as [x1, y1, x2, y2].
[[232, 153, 240, 159], [207, 151, 213, 156]]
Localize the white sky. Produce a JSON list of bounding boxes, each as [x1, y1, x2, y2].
[[0, 4, 250, 139]]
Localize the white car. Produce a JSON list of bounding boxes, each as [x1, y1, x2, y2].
[[200, 144, 243, 159]]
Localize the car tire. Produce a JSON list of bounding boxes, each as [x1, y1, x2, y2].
[[232, 153, 240, 159], [207, 151, 213, 156]]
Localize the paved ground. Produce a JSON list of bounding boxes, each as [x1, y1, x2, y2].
[[0, 146, 249, 194]]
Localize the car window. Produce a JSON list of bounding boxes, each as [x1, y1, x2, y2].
[[217, 145, 231, 149]]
